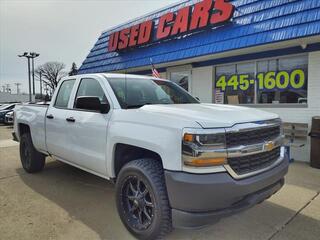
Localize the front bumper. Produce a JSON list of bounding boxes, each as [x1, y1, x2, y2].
[[164, 154, 289, 228]]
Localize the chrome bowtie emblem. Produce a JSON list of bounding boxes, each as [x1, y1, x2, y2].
[[264, 141, 275, 151]]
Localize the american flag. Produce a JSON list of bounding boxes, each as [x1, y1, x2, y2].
[[151, 63, 161, 78]]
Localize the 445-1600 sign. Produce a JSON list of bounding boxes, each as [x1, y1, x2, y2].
[[216, 69, 306, 91]]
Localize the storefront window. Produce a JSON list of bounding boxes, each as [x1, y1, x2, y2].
[[170, 71, 190, 91], [215, 55, 308, 105], [215, 62, 255, 104], [257, 55, 308, 104]]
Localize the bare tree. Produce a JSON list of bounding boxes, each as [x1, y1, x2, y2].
[[35, 62, 67, 91]]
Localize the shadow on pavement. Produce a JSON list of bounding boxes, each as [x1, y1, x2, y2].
[[0, 123, 13, 128], [16, 160, 320, 240]]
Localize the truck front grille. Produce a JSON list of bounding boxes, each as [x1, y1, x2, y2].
[[227, 147, 281, 175], [226, 126, 280, 148]]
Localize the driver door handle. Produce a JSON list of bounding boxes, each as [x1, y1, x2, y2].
[[46, 114, 54, 119], [66, 117, 76, 122]]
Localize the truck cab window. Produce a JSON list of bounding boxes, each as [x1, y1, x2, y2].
[[54, 79, 76, 108], [74, 78, 108, 107]]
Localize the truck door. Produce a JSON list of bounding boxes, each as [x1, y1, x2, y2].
[[46, 79, 76, 161], [64, 77, 111, 175]]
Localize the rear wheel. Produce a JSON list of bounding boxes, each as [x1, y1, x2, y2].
[[20, 132, 45, 173], [116, 159, 172, 240]]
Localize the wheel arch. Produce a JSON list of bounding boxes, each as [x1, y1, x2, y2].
[[18, 123, 31, 138], [112, 143, 163, 178]]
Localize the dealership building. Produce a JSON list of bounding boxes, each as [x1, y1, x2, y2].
[[79, 0, 320, 162]]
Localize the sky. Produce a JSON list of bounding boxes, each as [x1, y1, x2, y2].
[[0, 0, 179, 94]]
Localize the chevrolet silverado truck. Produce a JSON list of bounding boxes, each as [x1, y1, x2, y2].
[[13, 74, 288, 240]]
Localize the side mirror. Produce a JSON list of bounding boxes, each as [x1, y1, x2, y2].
[[75, 96, 110, 113]]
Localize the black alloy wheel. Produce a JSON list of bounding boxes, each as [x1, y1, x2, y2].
[[121, 176, 155, 230], [116, 159, 172, 240]]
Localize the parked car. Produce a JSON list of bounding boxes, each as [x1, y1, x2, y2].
[[0, 103, 16, 123], [13, 74, 288, 240], [4, 111, 14, 124]]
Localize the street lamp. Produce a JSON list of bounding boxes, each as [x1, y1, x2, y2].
[[18, 52, 40, 102], [18, 52, 32, 102], [30, 52, 40, 95], [39, 71, 43, 99], [35, 71, 43, 100]]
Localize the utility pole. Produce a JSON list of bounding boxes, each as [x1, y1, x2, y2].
[[39, 71, 43, 99], [5, 84, 11, 93], [44, 82, 48, 95], [30, 52, 40, 95], [31, 55, 35, 94], [18, 52, 32, 101], [27, 57, 31, 100], [14, 83, 21, 94]]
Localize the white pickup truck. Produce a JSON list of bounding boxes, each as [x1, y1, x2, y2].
[[13, 73, 288, 240]]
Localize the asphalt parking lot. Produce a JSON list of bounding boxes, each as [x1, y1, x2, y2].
[[0, 124, 319, 240]]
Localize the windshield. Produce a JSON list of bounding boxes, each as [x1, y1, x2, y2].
[[107, 77, 199, 109]]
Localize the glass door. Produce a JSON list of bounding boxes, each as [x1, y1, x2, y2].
[[169, 70, 192, 92]]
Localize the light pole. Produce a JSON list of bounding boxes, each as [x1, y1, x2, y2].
[[30, 52, 40, 95], [18, 52, 32, 102], [39, 71, 43, 99], [14, 83, 21, 94]]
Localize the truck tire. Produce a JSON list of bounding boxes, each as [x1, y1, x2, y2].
[[19, 132, 45, 173], [115, 159, 172, 240]]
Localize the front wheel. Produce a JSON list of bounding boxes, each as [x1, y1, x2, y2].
[[115, 159, 172, 240]]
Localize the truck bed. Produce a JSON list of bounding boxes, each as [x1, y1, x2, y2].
[[14, 104, 48, 153]]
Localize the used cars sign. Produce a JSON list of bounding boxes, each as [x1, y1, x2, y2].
[[108, 0, 235, 52]]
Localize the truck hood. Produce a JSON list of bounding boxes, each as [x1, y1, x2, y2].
[[139, 103, 278, 128]]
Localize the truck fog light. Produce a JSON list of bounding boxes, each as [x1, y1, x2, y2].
[[184, 157, 227, 167]]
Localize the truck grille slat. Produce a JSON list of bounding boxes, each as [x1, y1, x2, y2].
[[228, 147, 281, 175], [226, 126, 280, 148]]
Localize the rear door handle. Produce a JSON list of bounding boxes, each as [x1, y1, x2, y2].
[[66, 117, 75, 122], [46, 114, 54, 119]]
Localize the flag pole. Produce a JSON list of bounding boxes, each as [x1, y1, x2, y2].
[[150, 58, 161, 78]]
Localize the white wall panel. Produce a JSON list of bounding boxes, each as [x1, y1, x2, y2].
[[191, 66, 213, 103]]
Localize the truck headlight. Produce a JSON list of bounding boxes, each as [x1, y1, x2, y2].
[[183, 133, 225, 147], [182, 129, 227, 167]]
